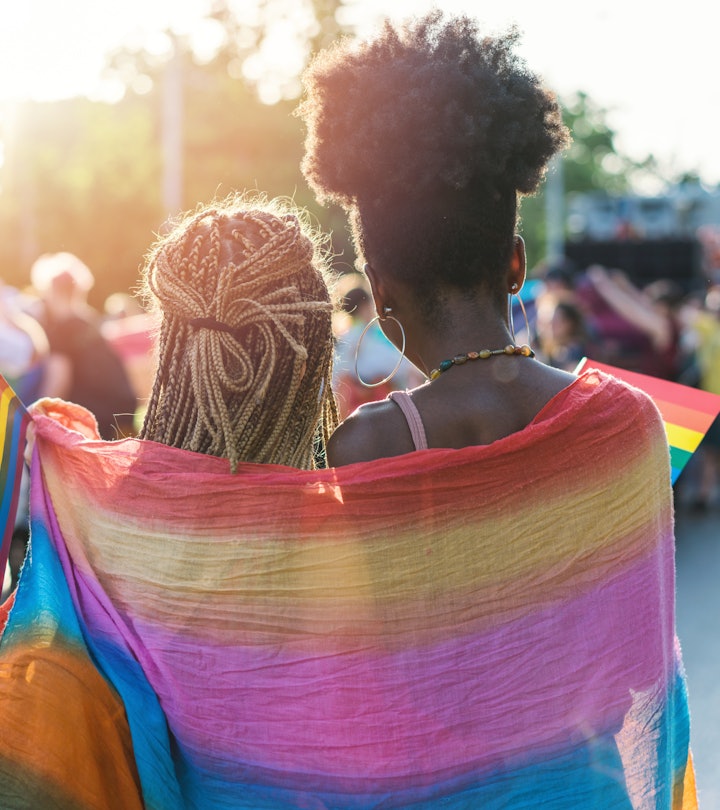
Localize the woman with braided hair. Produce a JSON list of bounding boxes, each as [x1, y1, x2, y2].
[[0, 195, 344, 807], [139, 193, 338, 470]]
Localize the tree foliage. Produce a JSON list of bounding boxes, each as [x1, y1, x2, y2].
[[0, 97, 161, 302], [519, 91, 663, 271]]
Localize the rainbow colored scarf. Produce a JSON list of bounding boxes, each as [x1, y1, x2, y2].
[[0, 376, 30, 583], [0, 371, 697, 808]]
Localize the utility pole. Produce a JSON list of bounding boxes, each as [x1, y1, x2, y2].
[[162, 39, 183, 219], [545, 154, 565, 264], [2, 103, 38, 269]]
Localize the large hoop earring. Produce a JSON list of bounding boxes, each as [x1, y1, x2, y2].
[[509, 285, 532, 347], [354, 307, 407, 388], [508, 291, 517, 343]]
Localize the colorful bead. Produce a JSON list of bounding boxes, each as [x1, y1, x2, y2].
[[429, 343, 534, 380]]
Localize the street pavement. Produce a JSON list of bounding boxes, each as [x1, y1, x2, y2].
[[675, 502, 720, 807]]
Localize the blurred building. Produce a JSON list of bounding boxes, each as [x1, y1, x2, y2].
[[567, 184, 720, 242], [564, 184, 720, 290]]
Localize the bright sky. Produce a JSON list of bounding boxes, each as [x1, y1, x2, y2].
[[0, 0, 718, 185]]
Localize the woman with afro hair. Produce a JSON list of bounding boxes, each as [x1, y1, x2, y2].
[[299, 12, 576, 462], [298, 11, 697, 807]]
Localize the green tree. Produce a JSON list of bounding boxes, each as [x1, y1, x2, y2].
[[102, 21, 356, 270], [0, 1, 358, 306], [0, 97, 162, 304], [1, 9, 675, 304], [520, 91, 662, 272]]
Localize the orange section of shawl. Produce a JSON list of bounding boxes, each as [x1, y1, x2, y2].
[[0, 643, 143, 809], [678, 751, 698, 809]]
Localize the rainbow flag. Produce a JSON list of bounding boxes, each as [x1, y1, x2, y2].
[[576, 358, 720, 484], [0, 378, 697, 808], [0, 374, 30, 580]]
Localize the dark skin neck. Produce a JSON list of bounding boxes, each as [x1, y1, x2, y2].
[[327, 260, 577, 466], [395, 293, 519, 378]]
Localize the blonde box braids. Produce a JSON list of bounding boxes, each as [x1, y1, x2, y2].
[[139, 195, 339, 471]]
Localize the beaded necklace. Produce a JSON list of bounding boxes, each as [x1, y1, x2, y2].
[[429, 344, 534, 380]]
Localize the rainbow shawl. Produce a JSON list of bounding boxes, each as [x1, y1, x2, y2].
[[0, 370, 697, 808]]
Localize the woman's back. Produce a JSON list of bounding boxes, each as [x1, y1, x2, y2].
[[328, 353, 575, 464]]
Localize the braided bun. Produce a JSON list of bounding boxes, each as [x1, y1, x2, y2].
[[140, 194, 338, 471]]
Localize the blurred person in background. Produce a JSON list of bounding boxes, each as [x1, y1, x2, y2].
[[678, 283, 720, 509], [29, 252, 138, 439], [535, 298, 589, 372], [532, 260, 588, 371], [0, 281, 49, 597], [332, 272, 423, 418], [534, 258, 578, 303], [579, 265, 682, 380], [101, 291, 159, 425], [0, 280, 48, 403]]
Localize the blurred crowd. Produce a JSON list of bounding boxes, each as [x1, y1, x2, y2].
[[1, 252, 157, 596], [1, 253, 157, 434], [528, 224, 720, 513], [332, 225, 720, 514], [4, 228, 720, 594]]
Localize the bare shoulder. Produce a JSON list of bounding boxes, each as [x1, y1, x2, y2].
[[327, 398, 416, 466]]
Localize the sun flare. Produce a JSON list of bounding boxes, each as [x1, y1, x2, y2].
[[0, 0, 717, 182], [0, 3, 82, 102], [0, 0, 193, 103]]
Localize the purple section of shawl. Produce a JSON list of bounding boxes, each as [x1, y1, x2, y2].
[[61, 534, 676, 783]]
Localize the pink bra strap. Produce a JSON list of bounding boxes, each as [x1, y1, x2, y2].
[[388, 391, 428, 451]]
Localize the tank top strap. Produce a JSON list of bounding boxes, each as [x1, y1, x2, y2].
[[388, 390, 428, 451]]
